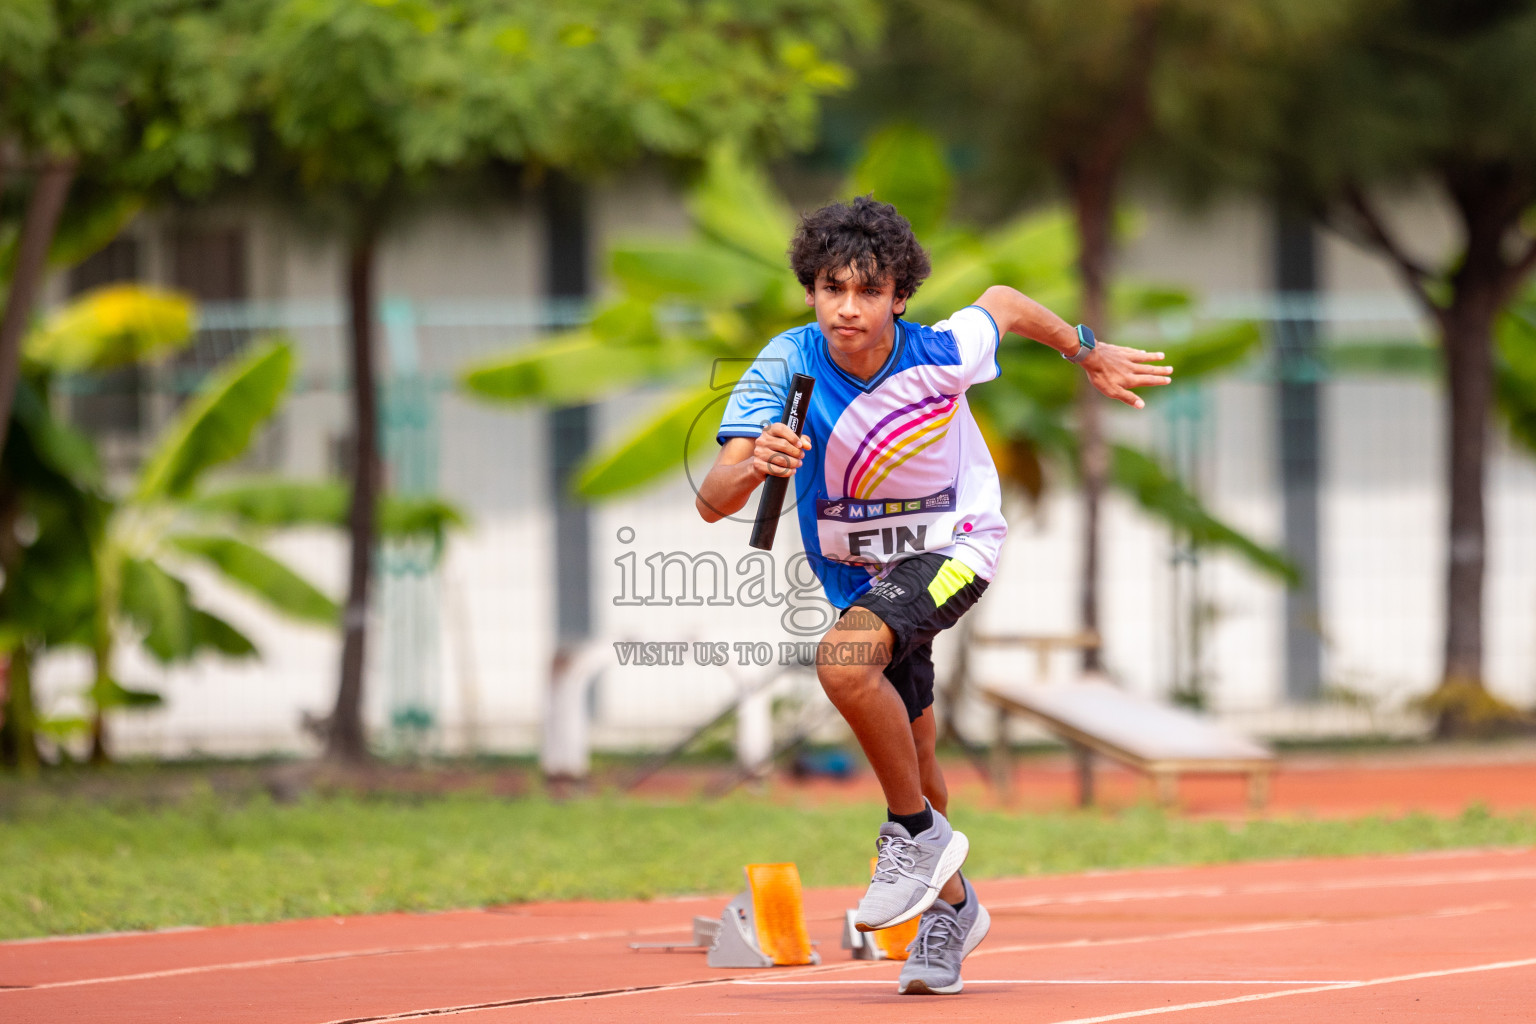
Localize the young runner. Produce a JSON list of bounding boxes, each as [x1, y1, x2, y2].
[[696, 197, 1171, 994]]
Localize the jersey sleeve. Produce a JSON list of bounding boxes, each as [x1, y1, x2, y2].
[[716, 336, 795, 444], [931, 305, 1002, 390]]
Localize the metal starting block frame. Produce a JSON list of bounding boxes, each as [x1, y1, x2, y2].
[[841, 856, 919, 960], [840, 910, 918, 960]]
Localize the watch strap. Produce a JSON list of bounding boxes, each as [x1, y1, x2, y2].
[[1064, 323, 1096, 364]]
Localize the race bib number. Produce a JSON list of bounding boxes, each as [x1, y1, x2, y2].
[[815, 486, 962, 568]]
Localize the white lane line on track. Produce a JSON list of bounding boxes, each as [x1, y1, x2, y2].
[[3, 875, 1530, 994], [0, 925, 207, 947], [0, 923, 692, 992], [732, 979, 1364, 986], [13, 899, 1511, 996], [315, 900, 1533, 1020], [1042, 957, 1536, 1024], [961, 900, 1511, 961], [983, 866, 1536, 913]]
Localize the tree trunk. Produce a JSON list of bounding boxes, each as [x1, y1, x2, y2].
[[327, 228, 380, 763], [1434, 285, 1497, 734], [0, 643, 39, 773], [89, 577, 113, 766], [0, 160, 75, 463], [1058, 7, 1157, 676], [1070, 168, 1114, 674], [1426, 162, 1536, 736]]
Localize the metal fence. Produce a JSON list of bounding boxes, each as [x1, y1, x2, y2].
[[36, 293, 1536, 758]]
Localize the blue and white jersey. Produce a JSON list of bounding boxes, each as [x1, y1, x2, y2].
[[717, 306, 1007, 609]]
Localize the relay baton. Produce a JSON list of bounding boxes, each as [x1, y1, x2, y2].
[[748, 373, 816, 551]]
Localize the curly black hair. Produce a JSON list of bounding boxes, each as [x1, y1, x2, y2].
[[788, 196, 931, 300]]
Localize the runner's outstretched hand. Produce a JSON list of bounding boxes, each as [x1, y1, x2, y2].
[[1081, 343, 1173, 409]]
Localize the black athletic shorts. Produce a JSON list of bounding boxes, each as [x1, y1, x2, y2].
[[839, 552, 989, 723]]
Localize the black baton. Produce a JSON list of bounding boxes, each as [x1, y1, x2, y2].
[[748, 373, 816, 551]]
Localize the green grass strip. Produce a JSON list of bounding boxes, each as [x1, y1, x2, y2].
[[2, 789, 1532, 940]]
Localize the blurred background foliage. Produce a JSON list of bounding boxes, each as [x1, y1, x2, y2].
[[1, 0, 881, 765], [0, 285, 461, 768], [3, 0, 1536, 766], [462, 128, 1290, 580]]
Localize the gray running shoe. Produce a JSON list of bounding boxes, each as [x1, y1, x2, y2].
[[897, 875, 991, 995], [853, 803, 969, 932]]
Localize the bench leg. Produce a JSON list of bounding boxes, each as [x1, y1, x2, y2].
[[1070, 741, 1094, 808], [1247, 769, 1271, 811], [990, 706, 1013, 798]]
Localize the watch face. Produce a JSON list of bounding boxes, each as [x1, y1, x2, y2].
[[1077, 324, 1096, 348]]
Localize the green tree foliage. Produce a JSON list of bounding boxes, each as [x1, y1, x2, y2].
[[828, 0, 1325, 667], [1, 2, 258, 766], [11, 0, 868, 764], [0, 0, 258, 456], [235, 0, 874, 762], [1167, 0, 1536, 729], [0, 288, 458, 766], [462, 131, 1292, 583], [1497, 294, 1536, 458]]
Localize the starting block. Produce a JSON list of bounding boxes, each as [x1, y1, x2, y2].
[[630, 863, 820, 968], [841, 857, 919, 960], [841, 911, 919, 960]]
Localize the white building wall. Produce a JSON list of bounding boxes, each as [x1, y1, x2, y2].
[[28, 176, 1536, 758]]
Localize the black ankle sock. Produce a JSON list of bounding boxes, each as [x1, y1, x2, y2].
[[887, 805, 933, 836], [945, 871, 969, 911]]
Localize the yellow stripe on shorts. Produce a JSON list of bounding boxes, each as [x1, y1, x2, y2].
[[927, 558, 976, 608]]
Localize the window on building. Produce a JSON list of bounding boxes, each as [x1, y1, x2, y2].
[[67, 237, 144, 436]]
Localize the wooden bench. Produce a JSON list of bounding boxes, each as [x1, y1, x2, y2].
[[973, 634, 1275, 809]]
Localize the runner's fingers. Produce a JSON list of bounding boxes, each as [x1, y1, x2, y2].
[[757, 452, 800, 477], [758, 446, 802, 466], [760, 433, 801, 453], [764, 423, 812, 448], [758, 440, 805, 467], [1112, 386, 1145, 409]]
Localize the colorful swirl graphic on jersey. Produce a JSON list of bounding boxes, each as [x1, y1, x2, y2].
[[842, 394, 960, 499]]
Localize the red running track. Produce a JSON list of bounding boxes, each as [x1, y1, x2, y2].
[[3, 847, 1534, 1023]]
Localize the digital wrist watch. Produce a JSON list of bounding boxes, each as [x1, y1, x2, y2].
[[1064, 324, 1096, 365]]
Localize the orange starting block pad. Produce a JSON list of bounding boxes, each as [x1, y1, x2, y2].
[[629, 862, 820, 968]]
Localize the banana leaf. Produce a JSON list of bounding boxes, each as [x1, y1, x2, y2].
[[1497, 300, 1536, 454], [1158, 321, 1263, 380], [11, 375, 102, 487], [167, 533, 338, 625], [686, 145, 798, 270], [192, 609, 259, 658], [1111, 444, 1298, 584], [609, 242, 776, 304], [1323, 342, 1439, 376], [188, 478, 465, 540], [0, 193, 142, 282], [134, 340, 293, 502], [461, 329, 683, 404], [853, 125, 953, 240], [575, 384, 720, 497], [24, 285, 195, 373], [89, 677, 165, 710], [120, 557, 198, 663]]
